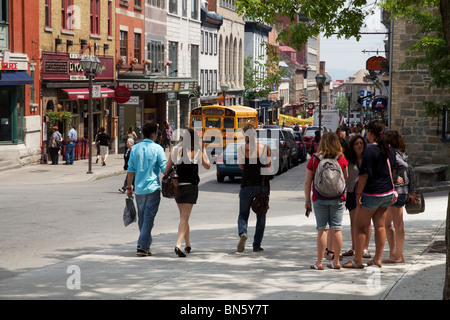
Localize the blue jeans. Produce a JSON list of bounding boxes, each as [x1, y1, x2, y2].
[[238, 185, 269, 249], [135, 190, 161, 250], [313, 199, 345, 230], [65, 143, 75, 164]]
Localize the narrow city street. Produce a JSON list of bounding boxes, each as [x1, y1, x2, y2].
[[0, 155, 447, 301], [0, 157, 307, 282]]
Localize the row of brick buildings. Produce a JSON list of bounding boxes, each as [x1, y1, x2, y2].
[[0, 0, 321, 168]]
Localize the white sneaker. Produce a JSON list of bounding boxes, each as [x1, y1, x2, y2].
[[237, 234, 247, 253]]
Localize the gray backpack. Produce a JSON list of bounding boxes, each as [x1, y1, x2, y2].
[[313, 154, 346, 200]]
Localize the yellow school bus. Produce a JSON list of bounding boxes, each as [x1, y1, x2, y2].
[[190, 104, 258, 148]]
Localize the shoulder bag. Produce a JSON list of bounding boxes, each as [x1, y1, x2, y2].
[[161, 164, 180, 198], [251, 176, 270, 215], [405, 192, 425, 214]]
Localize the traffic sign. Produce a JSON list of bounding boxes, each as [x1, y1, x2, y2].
[[92, 85, 101, 98]]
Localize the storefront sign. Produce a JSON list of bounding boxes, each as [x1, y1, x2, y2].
[[114, 86, 131, 103], [0, 62, 19, 70], [41, 52, 114, 81]]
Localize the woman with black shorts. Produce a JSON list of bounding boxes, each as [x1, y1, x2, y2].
[[165, 128, 210, 257]]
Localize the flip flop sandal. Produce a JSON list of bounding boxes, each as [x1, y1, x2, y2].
[[363, 249, 371, 258], [342, 249, 354, 256], [310, 263, 324, 270], [327, 261, 341, 269], [343, 260, 365, 269], [366, 260, 382, 268]]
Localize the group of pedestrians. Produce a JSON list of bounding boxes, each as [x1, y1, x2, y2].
[[125, 122, 271, 258], [305, 120, 419, 270], [48, 124, 111, 166], [122, 119, 418, 266]]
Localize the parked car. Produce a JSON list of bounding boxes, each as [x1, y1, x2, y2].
[[257, 128, 299, 167], [292, 131, 307, 163], [302, 126, 328, 152], [216, 142, 244, 182], [216, 138, 286, 182]]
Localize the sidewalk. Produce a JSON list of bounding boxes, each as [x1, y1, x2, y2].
[[0, 156, 448, 302]]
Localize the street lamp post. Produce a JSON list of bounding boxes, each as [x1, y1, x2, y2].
[[347, 88, 352, 128], [80, 55, 101, 174], [315, 73, 325, 133]]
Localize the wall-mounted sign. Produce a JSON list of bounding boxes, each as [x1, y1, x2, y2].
[[0, 62, 19, 71], [41, 52, 114, 81]]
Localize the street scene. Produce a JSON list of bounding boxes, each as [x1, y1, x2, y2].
[[0, 153, 447, 303], [0, 0, 449, 307]]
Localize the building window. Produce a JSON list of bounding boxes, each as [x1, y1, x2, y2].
[[120, 31, 128, 58], [90, 0, 100, 35], [134, 33, 141, 62], [61, 0, 74, 30], [191, 44, 198, 80], [147, 40, 165, 72], [214, 34, 217, 55], [45, 0, 52, 28], [108, 0, 112, 37], [168, 41, 178, 76], [191, 0, 198, 20], [169, 0, 177, 14], [200, 31, 204, 53], [182, 0, 187, 17]]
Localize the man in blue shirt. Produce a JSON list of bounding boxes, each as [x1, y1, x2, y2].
[[126, 122, 167, 256], [65, 124, 77, 165]]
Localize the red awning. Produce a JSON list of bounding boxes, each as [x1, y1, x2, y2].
[[61, 88, 115, 100]]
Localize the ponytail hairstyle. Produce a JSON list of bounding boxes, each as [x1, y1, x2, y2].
[[366, 120, 390, 158], [385, 130, 406, 152]]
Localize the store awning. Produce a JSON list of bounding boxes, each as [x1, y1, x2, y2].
[[0, 71, 34, 85], [61, 87, 115, 100]]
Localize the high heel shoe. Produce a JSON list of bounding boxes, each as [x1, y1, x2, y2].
[[175, 247, 186, 257], [184, 246, 191, 253]]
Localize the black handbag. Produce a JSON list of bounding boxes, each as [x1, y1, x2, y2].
[[405, 192, 425, 214], [251, 177, 270, 215], [161, 165, 180, 198]]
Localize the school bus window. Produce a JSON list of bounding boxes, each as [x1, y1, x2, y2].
[[223, 117, 234, 129], [205, 117, 221, 128], [191, 116, 202, 128]]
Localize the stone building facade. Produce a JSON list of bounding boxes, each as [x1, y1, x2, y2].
[[389, 18, 450, 168]]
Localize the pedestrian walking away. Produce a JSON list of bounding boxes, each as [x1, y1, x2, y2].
[[65, 123, 77, 165], [304, 132, 348, 270], [95, 127, 110, 166], [237, 123, 272, 253], [165, 128, 211, 257], [384, 130, 419, 264], [126, 122, 167, 257], [343, 121, 396, 269], [48, 126, 62, 165]]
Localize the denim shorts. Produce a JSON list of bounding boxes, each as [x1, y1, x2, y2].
[[391, 193, 408, 208], [313, 199, 345, 231], [361, 193, 394, 211]]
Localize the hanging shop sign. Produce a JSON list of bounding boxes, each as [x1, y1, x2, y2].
[[371, 96, 388, 111], [366, 56, 388, 71]]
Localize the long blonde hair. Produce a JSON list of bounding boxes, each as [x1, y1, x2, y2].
[[317, 132, 343, 158]]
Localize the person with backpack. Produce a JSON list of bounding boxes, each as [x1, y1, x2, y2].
[[304, 132, 348, 270], [343, 121, 396, 269]]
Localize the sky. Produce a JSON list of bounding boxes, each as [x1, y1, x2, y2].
[[320, 7, 389, 81]]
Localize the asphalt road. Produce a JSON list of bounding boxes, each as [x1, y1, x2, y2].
[[0, 158, 307, 282]]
